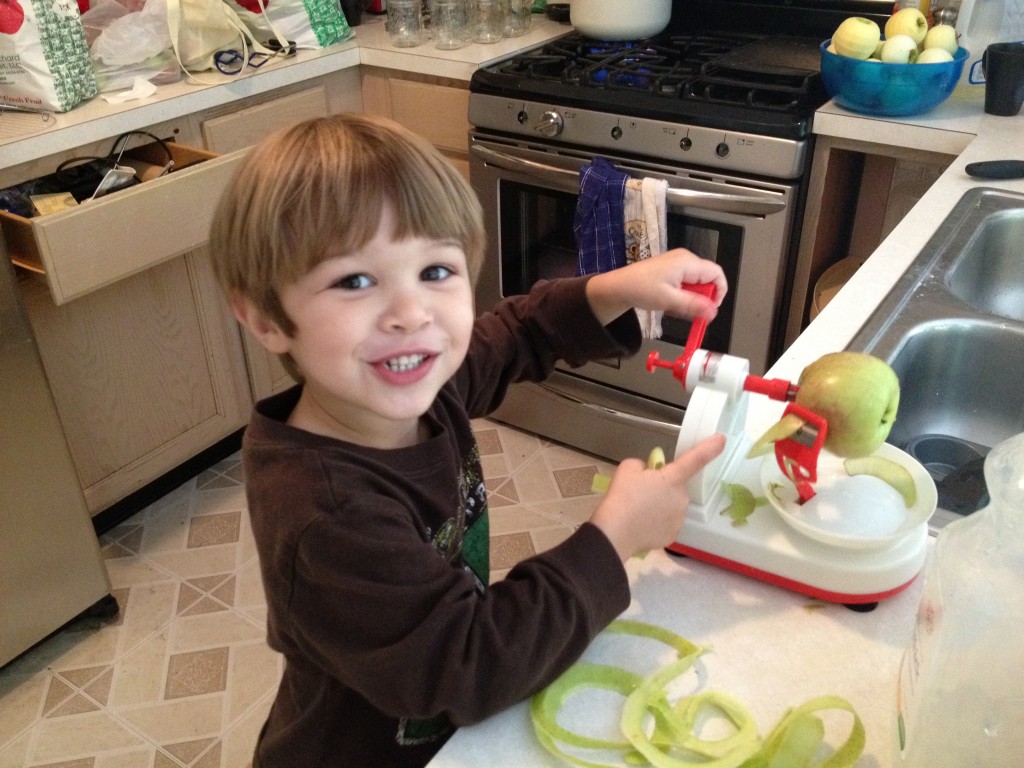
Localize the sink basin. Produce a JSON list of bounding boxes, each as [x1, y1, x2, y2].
[[847, 187, 1024, 529], [946, 209, 1024, 321], [885, 319, 1024, 449]]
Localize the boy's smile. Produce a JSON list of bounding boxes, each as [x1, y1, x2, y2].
[[241, 203, 475, 449]]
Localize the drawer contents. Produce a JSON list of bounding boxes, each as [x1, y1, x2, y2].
[[0, 132, 176, 217], [0, 136, 244, 304]]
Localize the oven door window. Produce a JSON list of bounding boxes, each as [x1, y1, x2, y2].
[[498, 179, 740, 356]]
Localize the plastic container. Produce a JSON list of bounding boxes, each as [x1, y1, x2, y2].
[[821, 41, 968, 115], [953, 0, 1024, 91], [894, 431, 1024, 766]]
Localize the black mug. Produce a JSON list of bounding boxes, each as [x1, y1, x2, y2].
[[340, 0, 365, 26], [983, 41, 1024, 116]]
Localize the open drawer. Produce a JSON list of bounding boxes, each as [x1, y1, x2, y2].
[[0, 141, 246, 305]]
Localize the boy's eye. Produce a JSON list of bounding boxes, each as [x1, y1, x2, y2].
[[334, 274, 373, 290], [422, 265, 453, 282]]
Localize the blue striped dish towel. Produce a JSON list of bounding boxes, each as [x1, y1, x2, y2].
[[574, 157, 628, 276]]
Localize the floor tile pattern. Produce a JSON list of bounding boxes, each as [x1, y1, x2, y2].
[[0, 419, 616, 767]]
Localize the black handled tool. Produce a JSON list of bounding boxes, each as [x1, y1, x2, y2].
[[964, 160, 1024, 179]]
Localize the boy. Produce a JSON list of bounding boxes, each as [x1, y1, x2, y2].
[[208, 113, 727, 768]]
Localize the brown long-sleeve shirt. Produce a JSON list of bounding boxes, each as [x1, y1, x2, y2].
[[245, 277, 640, 767]]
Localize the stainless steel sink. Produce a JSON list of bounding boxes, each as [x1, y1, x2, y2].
[[847, 187, 1024, 530], [946, 208, 1024, 322]]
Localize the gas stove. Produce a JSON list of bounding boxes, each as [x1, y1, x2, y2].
[[471, 32, 828, 141], [471, 0, 896, 147]]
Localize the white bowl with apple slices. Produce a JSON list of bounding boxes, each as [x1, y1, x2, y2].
[[760, 443, 937, 550]]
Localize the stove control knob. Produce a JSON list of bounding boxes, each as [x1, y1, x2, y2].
[[679, 137, 693, 151], [715, 142, 730, 158], [517, 110, 529, 125], [611, 125, 623, 140], [535, 110, 564, 137]]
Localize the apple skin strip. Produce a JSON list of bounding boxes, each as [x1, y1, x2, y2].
[[843, 456, 918, 507], [531, 621, 866, 768], [747, 414, 806, 459]]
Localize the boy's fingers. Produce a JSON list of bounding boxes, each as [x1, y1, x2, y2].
[[669, 433, 727, 479]]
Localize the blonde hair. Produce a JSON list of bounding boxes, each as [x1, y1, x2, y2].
[[209, 113, 486, 340]]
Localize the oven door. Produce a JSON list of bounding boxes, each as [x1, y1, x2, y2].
[[470, 134, 800, 457]]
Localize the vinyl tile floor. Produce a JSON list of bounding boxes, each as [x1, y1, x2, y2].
[[0, 418, 620, 768]]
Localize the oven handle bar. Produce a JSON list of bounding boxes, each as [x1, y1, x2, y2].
[[471, 145, 787, 217], [534, 381, 681, 433]]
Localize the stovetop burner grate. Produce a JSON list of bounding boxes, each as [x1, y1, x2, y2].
[[473, 31, 828, 138]]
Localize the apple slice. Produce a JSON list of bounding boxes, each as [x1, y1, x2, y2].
[[719, 482, 766, 527], [647, 446, 666, 470], [747, 413, 806, 458], [843, 456, 917, 507]]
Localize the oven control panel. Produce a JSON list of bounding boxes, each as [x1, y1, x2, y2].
[[469, 94, 808, 181]]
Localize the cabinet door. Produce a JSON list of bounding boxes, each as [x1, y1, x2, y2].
[[362, 69, 470, 180], [201, 86, 339, 400], [21, 248, 252, 515]]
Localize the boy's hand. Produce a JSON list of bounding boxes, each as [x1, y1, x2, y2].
[[585, 249, 728, 327], [590, 433, 727, 562]]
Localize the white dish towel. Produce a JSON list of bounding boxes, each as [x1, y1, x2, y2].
[[623, 176, 669, 339]]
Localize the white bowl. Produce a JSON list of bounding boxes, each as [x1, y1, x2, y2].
[[570, 0, 671, 41], [760, 443, 937, 550]]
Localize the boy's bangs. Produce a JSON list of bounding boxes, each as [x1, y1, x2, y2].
[[231, 114, 485, 294]]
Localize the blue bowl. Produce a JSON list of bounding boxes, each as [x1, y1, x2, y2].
[[820, 40, 968, 116]]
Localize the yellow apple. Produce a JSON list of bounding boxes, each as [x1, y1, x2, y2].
[[833, 17, 881, 59], [880, 34, 920, 63], [917, 47, 954, 63], [923, 23, 959, 55], [885, 7, 928, 46]]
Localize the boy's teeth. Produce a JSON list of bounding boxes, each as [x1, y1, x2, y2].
[[385, 354, 427, 372]]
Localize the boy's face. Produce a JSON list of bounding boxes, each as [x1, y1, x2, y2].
[[239, 202, 475, 448]]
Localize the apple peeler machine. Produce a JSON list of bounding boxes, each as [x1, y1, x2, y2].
[[645, 284, 932, 609]]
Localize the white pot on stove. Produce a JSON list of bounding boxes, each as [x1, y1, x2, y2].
[[570, 0, 672, 41]]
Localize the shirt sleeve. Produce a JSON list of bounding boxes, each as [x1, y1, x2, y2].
[[279, 490, 629, 727], [460, 276, 642, 418]]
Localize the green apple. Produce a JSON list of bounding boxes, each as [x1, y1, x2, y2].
[[917, 47, 954, 63], [885, 7, 928, 46], [923, 23, 959, 56], [794, 352, 900, 458], [833, 17, 881, 60], [880, 34, 920, 63]]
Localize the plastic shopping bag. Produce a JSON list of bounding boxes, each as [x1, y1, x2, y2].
[[0, 0, 98, 112], [85, 0, 181, 92]]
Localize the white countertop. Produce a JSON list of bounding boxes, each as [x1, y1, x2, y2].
[[431, 90, 1024, 768], [0, 13, 571, 167], [431, 548, 925, 768]]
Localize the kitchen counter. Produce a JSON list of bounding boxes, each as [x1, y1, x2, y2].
[[430, 548, 924, 767], [429, 97, 1024, 767], [0, 13, 571, 168]]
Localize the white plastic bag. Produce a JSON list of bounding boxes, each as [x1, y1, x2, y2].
[[90, 0, 173, 65]]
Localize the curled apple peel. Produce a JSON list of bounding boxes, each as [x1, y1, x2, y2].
[[844, 455, 917, 507]]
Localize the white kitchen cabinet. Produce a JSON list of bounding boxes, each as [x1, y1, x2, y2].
[[0, 117, 254, 516], [19, 247, 251, 514], [784, 136, 955, 346], [361, 67, 471, 180], [199, 72, 363, 401]]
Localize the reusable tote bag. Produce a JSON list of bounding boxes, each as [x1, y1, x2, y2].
[[0, 0, 98, 112], [165, 0, 253, 73], [223, 0, 351, 49]]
